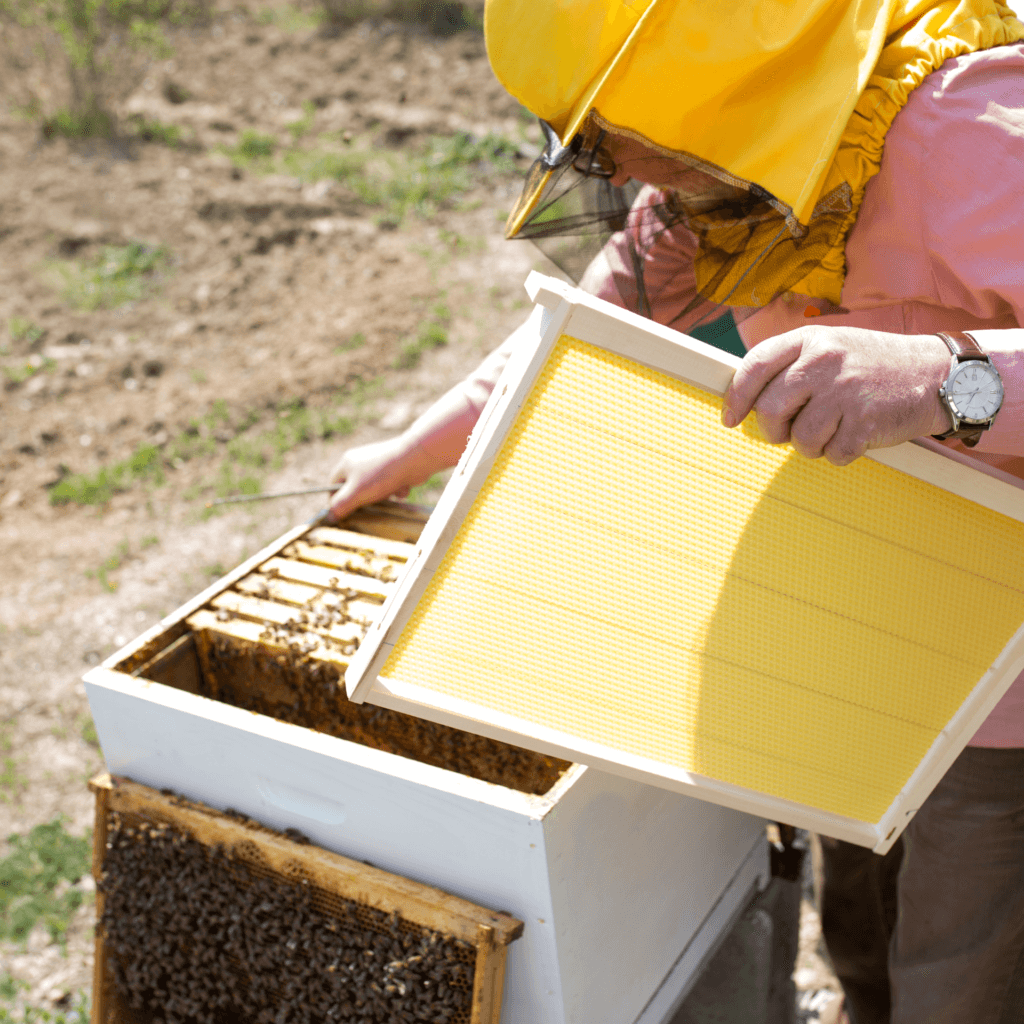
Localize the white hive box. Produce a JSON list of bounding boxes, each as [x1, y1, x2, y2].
[[347, 273, 1024, 855], [84, 502, 770, 1024]]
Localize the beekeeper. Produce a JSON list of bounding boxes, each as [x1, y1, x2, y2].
[[327, 3, 1024, 1020]]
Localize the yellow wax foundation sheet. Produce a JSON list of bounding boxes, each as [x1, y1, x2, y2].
[[347, 275, 1024, 851]]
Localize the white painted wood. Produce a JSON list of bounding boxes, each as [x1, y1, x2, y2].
[[104, 519, 313, 672], [866, 439, 1024, 526], [872, 613, 1024, 853], [633, 837, 769, 1024], [86, 656, 770, 1024], [561, 302, 740, 396], [364, 676, 879, 848], [347, 298, 574, 703], [542, 768, 768, 1024], [85, 666, 564, 1023]]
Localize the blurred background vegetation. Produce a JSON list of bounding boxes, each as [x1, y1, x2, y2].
[[0, 0, 482, 141]]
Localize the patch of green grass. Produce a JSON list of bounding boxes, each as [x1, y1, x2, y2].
[[3, 355, 55, 386], [227, 128, 278, 167], [396, 302, 451, 369], [8, 317, 44, 345], [279, 131, 521, 225], [48, 384, 372, 508], [49, 444, 164, 507], [0, 972, 26, 1001], [256, 3, 322, 31], [0, 818, 92, 947], [0, 992, 90, 1024], [140, 534, 159, 549], [54, 242, 170, 311], [0, 761, 26, 806], [128, 115, 182, 147], [79, 716, 99, 749]]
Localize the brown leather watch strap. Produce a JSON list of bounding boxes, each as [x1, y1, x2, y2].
[[933, 330, 991, 447], [936, 330, 986, 361]]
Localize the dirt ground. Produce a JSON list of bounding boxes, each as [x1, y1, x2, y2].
[[0, 3, 841, 1018]]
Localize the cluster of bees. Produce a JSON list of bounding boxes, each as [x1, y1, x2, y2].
[[100, 814, 477, 1024], [199, 629, 569, 797]]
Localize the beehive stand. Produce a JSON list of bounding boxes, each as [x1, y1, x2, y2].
[[89, 773, 522, 1024], [346, 272, 1024, 854]]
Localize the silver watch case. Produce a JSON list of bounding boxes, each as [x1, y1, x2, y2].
[[938, 355, 1004, 431]]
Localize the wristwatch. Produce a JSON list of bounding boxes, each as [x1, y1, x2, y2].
[[931, 330, 1004, 448]]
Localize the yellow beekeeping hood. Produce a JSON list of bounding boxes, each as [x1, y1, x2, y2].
[[486, 0, 1024, 305]]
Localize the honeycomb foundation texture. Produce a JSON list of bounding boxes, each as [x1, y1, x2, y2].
[[383, 335, 1024, 824], [100, 812, 476, 1024], [194, 631, 570, 796]]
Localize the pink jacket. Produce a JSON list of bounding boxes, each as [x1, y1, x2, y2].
[[421, 44, 1024, 747]]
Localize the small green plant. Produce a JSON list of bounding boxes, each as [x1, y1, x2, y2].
[[0, 818, 93, 946], [85, 540, 129, 591], [0, 972, 26, 1001], [41, 107, 114, 139], [0, 759, 26, 806], [3, 355, 55, 385], [140, 534, 158, 548], [8, 316, 44, 345], [333, 332, 365, 353], [232, 128, 277, 163], [54, 241, 170, 311], [286, 100, 316, 141], [395, 302, 451, 369]]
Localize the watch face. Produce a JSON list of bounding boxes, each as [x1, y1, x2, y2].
[[947, 360, 1004, 423]]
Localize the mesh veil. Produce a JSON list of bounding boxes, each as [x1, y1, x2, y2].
[[508, 116, 856, 348]]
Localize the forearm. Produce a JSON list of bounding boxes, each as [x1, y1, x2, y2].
[[398, 310, 536, 468]]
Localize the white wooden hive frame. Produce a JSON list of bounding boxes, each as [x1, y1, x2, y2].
[[346, 272, 1024, 854]]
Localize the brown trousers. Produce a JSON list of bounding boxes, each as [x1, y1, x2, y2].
[[819, 747, 1024, 1024]]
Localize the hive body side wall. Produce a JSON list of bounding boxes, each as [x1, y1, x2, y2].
[[85, 676, 570, 1022], [541, 766, 769, 1024]]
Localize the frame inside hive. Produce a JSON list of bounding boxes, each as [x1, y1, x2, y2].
[[105, 501, 570, 797], [89, 773, 523, 1024], [345, 274, 1024, 854]]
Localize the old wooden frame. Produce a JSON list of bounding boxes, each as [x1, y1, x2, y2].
[[89, 773, 522, 1024], [345, 272, 1024, 854]]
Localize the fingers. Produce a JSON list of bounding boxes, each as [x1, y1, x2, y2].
[[722, 333, 804, 428], [786, 398, 842, 460]]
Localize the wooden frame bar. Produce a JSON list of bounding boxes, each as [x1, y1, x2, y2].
[[345, 273, 1024, 854], [88, 773, 522, 1024]]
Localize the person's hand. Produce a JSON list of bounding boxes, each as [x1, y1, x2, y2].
[[721, 326, 954, 465], [326, 437, 433, 524]]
